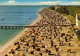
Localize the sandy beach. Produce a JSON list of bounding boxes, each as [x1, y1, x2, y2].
[[0, 13, 42, 55]]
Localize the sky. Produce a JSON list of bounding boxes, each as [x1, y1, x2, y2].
[[0, 0, 80, 5]]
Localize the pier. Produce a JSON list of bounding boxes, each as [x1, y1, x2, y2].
[[0, 25, 41, 29], [0, 25, 71, 29]]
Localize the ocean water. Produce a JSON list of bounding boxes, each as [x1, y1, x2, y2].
[[0, 5, 50, 46]]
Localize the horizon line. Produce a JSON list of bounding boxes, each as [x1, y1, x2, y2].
[[0, 4, 80, 6]]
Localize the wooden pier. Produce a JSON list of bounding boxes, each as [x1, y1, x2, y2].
[[0, 25, 71, 29], [0, 26, 41, 29]]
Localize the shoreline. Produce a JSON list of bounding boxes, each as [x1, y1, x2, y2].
[[0, 13, 42, 54]]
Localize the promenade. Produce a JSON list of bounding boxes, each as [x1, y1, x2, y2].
[[0, 8, 80, 56]]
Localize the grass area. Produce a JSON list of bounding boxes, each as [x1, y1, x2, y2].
[[79, 20, 80, 29], [62, 14, 76, 25], [49, 6, 80, 17], [75, 30, 80, 41]]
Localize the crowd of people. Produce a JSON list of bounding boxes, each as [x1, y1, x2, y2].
[[4, 8, 80, 56]]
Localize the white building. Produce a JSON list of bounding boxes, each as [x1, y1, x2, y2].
[[55, 4, 61, 10], [76, 13, 80, 28]]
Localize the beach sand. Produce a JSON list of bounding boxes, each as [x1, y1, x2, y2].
[[0, 13, 42, 55]]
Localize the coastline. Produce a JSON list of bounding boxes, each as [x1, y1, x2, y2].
[[0, 13, 42, 54]]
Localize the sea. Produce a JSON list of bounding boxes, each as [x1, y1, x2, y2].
[[0, 5, 51, 46]]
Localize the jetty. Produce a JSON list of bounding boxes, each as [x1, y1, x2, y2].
[[0, 25, 41, 29], [0, 25, 71, 29]]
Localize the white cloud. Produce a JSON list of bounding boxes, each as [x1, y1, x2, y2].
[[40, 1, 80, 5], [70, 2, 80, 5], [40, 1, 61, 5], [8, 0, 15, 3]]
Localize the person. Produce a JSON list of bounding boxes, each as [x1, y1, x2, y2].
[[67, 49, 71, 52], [25, 47, 28, 52], [2, 18, 4, 20], [51, 40, 53, 46], [39, 53, 42, 56], [5, 54, 8, 56], [69, 43, 71, 46], [31, 51, 34, 54], [57, 53, 60, 56]]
